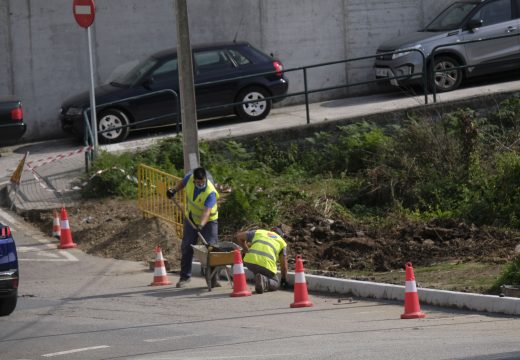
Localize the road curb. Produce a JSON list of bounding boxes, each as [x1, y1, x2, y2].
[[191, 262, 520, 316]]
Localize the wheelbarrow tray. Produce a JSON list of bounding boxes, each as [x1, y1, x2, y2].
[[192, 244, 237, 267], [191, 241, 241, 291]]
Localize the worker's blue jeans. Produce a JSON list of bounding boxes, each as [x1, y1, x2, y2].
[[179, 218, 218, 280]]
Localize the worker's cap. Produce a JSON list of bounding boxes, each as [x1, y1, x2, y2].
[[271, 226, 285, 238]]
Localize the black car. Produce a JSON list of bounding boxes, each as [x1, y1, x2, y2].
[[60, 42, 289, 144], [0, 96, 26, 145], [0, 223, 18, 316]]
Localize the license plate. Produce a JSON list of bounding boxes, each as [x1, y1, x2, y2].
[[375, 68, 390, 77]]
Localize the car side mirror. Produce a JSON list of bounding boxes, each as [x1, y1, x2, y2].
[[142, 77, 154, 90], [466, 19, 483, 32]]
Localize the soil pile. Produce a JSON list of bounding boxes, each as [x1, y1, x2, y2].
[[24, 199, 520, 279]]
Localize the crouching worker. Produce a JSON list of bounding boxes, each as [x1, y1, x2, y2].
[[235, 227, 289, 294]]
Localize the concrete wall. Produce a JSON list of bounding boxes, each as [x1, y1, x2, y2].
[[0, 0, 453, 141]]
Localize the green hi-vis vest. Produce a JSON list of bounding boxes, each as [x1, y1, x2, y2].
[[244, 230, 287, 274], [184, 175, 219, 224]]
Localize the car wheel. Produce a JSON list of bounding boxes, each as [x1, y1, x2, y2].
[[0, 295, 17, 316], [97, 109, 130, 144], [235, 87, 272, 121], [432, 56, 463, 92]]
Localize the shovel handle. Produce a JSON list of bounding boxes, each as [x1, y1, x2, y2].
[[170, 197, 210, 247]]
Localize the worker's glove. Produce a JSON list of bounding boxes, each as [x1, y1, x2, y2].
[[166, 188, 176, 199], [280, 277, 290, 290]]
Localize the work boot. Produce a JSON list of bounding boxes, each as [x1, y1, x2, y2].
[[255, 273, 267, 294], [176, 277, 191, 288]]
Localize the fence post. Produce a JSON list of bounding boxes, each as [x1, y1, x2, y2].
[[304, 68, 310, 124]]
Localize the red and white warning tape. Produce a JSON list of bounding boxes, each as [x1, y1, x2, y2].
[[24, 165, 137, 194], [26, 146, 92, 170]]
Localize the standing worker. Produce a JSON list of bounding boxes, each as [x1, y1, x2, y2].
[[166, 167, 219, 288], [235, 227, 289, 294]]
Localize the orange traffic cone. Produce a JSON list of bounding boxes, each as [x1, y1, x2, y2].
[[401, 262, 426, 319], [230, 250, 252, 297], [52, 209, 61, 239], [58, 207, 77, 249], [290, 255, 313, 308], [150, 246, 172, 286]]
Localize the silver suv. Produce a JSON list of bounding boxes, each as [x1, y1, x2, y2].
[[375, 0, 520, 92]]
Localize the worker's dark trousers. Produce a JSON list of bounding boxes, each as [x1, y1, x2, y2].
[[180, 218, 218, 280], [244, 262, 280, 291]]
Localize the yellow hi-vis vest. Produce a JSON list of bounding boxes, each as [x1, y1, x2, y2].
[[244, 230, 286, 274], [184, 175, 219, 224]]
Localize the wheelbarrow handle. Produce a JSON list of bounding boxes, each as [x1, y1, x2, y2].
[[170, 197, 210, 247]]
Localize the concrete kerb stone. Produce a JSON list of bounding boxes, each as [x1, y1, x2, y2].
[[191, 262, 520, 316]]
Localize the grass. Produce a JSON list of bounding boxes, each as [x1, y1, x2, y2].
[[308, 262, 505, 294]]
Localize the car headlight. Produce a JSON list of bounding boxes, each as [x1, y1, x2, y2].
[[392, 45, 422, 59], [65, 107, 83, 116]]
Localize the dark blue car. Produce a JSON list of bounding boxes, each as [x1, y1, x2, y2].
[[0, 223, 18, 316], [60, 42, 289, 144]]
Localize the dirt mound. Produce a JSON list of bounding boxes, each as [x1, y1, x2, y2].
[[24, 199, 520, 277], [290, 208, 519, 273], [25, 199, 182, 268]]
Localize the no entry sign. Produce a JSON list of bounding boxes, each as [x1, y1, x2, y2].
[[73, 0, 95, 28]]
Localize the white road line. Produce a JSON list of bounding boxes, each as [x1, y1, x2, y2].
[[144, 334, 195, 342], [17, 244, 79, 262], [0, 208, 18, 226], [59, 249, 79, 261], [18, 259, 79, 262], [42, 345, 109, 357], [17, 246, 59, 258]]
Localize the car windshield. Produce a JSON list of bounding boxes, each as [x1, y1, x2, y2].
[[112, 56, 159, 86], [425, 2, 479, 31]]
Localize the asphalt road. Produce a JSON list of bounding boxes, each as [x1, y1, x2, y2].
[[1, 207, 520, 360]]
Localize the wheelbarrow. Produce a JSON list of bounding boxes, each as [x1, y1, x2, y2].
[[192, 241, 241, 291]]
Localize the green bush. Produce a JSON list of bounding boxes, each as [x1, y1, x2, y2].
[[493, 255, 520, 291], [81, 151, 138, 198]]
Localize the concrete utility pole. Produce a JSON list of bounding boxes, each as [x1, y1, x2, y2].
[[174, 0, 200, 173]]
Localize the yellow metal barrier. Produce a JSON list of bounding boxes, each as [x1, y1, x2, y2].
[[137, 164, 184, 237]]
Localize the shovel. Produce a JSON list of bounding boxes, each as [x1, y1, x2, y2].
[[170, 197, 211, 249]]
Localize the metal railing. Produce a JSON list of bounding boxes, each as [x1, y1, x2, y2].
[[194, 49, 428, 123]]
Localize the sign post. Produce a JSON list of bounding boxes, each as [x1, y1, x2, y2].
[[73, 0, 98, 155]]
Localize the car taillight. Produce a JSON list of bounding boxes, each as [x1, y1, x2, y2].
[[272, 60, 283, 77], [12, 278, 18, 289], [11, 107, 23, 122], [1, 226, 11, 238]]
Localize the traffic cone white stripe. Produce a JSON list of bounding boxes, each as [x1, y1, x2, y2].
[[405, 280, 417, 292], [154, 265, 167, 276], [295, 272, 306, 283], [233, 263, 245, 274], [61, 219, 70, 229]]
